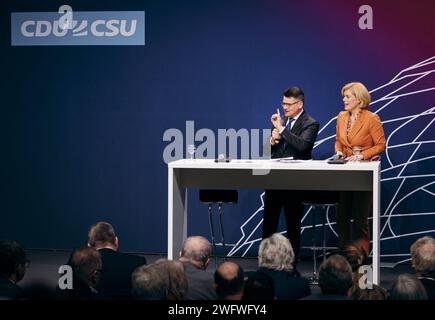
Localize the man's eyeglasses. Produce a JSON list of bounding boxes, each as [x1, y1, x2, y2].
[[281, 100, 301, 108]]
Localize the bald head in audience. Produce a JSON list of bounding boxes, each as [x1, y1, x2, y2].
[[214, 262, 244, 300]]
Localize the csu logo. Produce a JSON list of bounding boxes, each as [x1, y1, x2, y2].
[[11, 6, 145, 46]]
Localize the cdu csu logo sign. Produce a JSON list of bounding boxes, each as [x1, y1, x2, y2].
[[11, 5, 145, 46]]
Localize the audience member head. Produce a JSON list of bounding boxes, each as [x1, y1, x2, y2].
[[179, 236, 212, 270], [390, 274, 428, 300], [243, 272, 275, 300], [348, 284, 389, 300], [131, 263, 168, 300], [258, 233, 294, 273], [154, 259, 188, 300], [87, 221, 119, 251], [214, 261, 244, 300], [0, 240, 27, 284], [410, 236, 435, 277], [68, 247, 102, 290], [319, 254, 353, 295]]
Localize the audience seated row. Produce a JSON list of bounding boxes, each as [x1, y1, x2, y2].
[[1, 222, 434, 301]]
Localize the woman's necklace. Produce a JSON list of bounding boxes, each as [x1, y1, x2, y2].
[[347, 110, 360, 134], [350, 110, 360, 122]]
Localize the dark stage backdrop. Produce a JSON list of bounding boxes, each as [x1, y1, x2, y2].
[[1, 0, 434, 263]]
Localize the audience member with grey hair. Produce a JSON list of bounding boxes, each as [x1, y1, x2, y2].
[[410, 236, 435, 300], [132, 259, 188, 300], [131, 264, 168, 300], [179, 236, 212, 268], [259, 233, 294, 272], [257, 233, 310, 300], [179, 236, 216, 300], [304, 254, 352, 300], [154, 259, 188, 300], [390, 274, 428, 300]]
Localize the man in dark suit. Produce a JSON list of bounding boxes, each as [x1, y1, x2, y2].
[[0, 240, 27, 300], [179, 236, 217, 300], [263, 87, 320, 266], [87, 221, 147, 299]]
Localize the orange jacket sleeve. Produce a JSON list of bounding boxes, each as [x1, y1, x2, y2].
[[362, 113, 386, 160]]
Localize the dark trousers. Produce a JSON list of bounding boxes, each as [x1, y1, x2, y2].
[[336, 191, 372, 254], [263, 190, 304, 265]]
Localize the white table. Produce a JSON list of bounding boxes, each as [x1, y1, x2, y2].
[[168, 159, 381, 284]]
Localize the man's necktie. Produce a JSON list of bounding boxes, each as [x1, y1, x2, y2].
[[287, 118, 295, 129]]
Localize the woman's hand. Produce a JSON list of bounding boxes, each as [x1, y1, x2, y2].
[[335, 151, 344, 159], [345, 154, 363, 162]]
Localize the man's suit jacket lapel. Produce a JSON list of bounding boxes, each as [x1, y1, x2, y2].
[[278, 112, 305, 153], [290, 111, 305, 134]]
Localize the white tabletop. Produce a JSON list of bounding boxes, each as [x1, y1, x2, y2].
[[168, 159, 380, 172]]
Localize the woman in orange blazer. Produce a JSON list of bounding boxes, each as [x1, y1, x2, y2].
[[335, 82, 386, 255]]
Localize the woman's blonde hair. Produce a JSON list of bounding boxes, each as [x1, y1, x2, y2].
[[341, 82, 371, 109]]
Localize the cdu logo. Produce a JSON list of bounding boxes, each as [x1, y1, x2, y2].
[[11, 5, 145, 46]]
